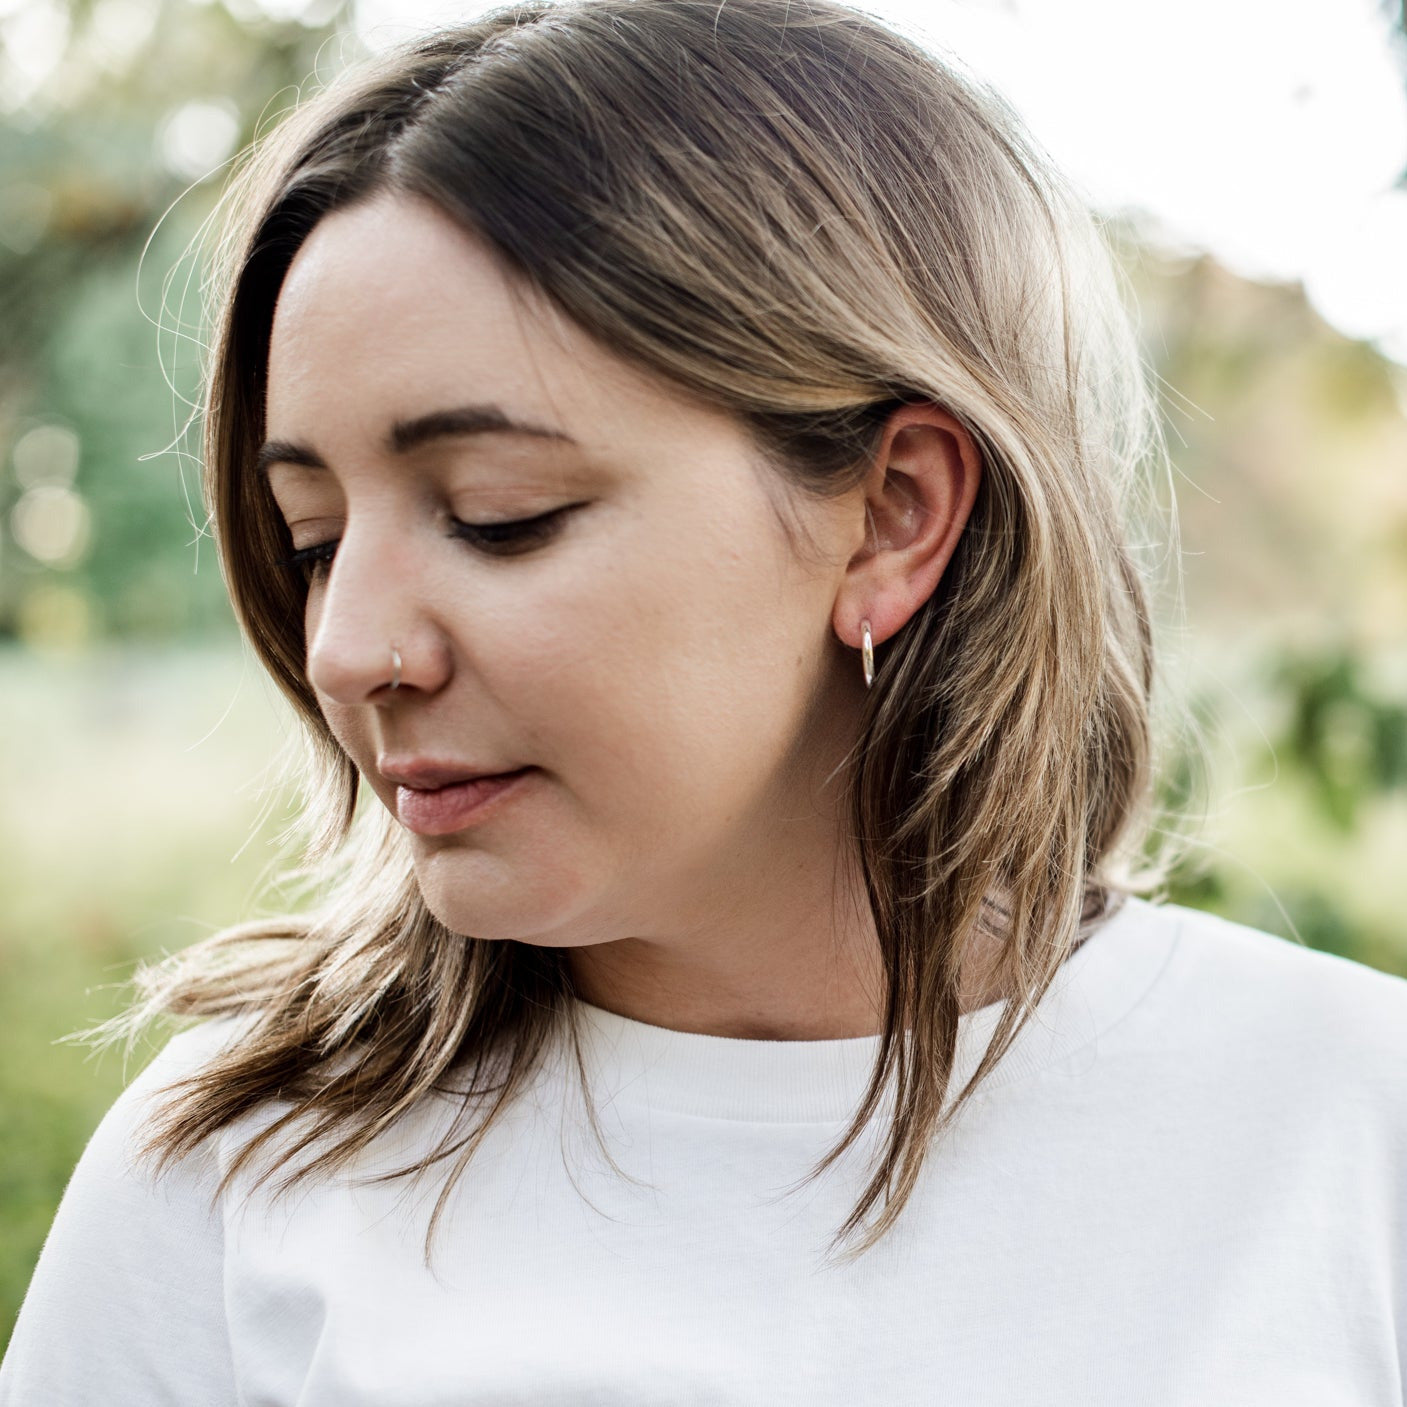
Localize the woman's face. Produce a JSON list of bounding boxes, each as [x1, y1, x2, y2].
[[262, 192, 867, 958]]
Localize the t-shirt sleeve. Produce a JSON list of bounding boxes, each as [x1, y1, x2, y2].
[[0, 1018, 248, 1406]]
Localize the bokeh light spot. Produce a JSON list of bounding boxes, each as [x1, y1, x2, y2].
[[11, 423, 80, 489], [159, 98, 241, 183], [11, 485, 93, 568]]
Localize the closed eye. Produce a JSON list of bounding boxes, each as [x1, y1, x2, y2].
[[274, 503, 582, 579], [450, 503, 581, 551], [275, 504, 582, 581]]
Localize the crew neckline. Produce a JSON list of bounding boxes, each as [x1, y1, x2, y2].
[[565, 895, 1178, 1122]]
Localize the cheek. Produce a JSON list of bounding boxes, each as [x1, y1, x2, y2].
[[316, 696, 372, 766], [505, 525, 805, 818]]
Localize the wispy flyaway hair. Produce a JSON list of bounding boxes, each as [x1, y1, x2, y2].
[[95, 0, 1188, 1262]]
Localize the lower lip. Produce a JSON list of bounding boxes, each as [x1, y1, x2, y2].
[[395, 768, 535, 836]]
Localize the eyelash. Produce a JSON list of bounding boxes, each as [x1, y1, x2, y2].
[[276, 505, 577, 580]]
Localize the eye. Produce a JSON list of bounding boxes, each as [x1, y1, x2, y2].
[[275, 504, 581, 581], [450, 504, 578, 553]]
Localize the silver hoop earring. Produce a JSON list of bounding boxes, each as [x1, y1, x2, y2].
[[860, 619, 874, 689], [389, 644, 402, 692]]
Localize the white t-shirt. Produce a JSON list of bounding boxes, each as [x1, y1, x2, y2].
[[4, 895, 1407, 1405]]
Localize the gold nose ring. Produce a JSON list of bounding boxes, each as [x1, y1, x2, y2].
[[389, 645, 402, 692]]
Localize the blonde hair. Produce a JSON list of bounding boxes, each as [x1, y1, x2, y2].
[[95, 0, 1188, 1263]]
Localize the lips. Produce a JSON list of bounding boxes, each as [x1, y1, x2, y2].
[[393, 767, 535, 835], [378, 759, 520, 790]]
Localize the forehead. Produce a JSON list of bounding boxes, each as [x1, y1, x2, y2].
[[264, 192, 728, 461]]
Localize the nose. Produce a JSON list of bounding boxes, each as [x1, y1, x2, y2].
[[304, 517, 452, 705]]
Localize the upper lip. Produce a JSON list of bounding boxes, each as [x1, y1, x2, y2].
[[378, 758, 526, 790]]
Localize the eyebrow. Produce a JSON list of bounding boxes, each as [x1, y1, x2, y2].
[[255, 404, 576, 477]]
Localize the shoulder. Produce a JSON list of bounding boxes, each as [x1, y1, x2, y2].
[[1150, 898, 1407, 1027], [0, 1016, 254, 1403], [108, 1013, 261, 1161], [133, 1011, 258, 1089], [28, 1013, 262, 1238], [32, 1010, 267, 1231], [1118, 897, 1407, 1087]]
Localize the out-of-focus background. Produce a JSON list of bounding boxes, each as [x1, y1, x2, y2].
[[2, 0, 1405, 1350]]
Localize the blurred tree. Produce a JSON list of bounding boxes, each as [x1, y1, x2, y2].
[[0, 0, 354, 644]]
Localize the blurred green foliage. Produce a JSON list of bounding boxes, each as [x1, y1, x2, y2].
[[2, 0, 1406, 1361], [1, 0, 353, 641]]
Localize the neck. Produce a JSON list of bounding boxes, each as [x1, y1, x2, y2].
[[565, 869, 1014, 1041]]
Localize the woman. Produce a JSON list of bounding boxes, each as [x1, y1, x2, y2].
[[4, 0, 1405, 1400]]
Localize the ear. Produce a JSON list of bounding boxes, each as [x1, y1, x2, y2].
[[832, 403, 982, 650]]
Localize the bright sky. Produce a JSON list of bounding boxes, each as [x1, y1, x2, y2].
[[350, 0, 1407, 367]]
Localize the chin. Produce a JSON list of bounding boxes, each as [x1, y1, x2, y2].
[[409, 851, 598, 949]]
